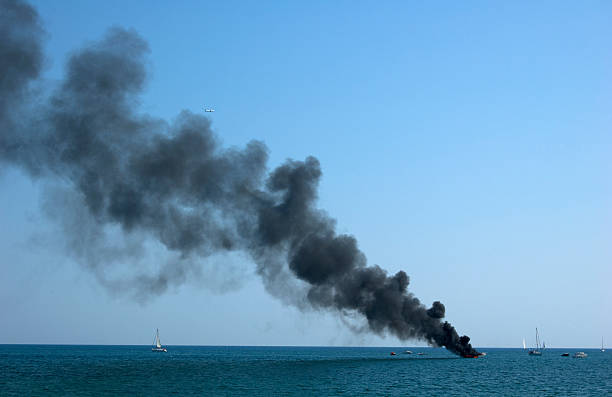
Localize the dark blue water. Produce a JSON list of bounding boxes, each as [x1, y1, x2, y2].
[[1, 345, 610, 396]]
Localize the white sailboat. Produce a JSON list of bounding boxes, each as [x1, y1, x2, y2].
[[528, 328, 542, 356], [601, 337, 605, 352], [152, 328, 167, 352], [522, 338, 526, 350]]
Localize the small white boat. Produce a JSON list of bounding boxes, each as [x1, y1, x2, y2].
[[403, 350, 413, 354], [573, 351, 587, 358], [601, 337, 605, 352], [152, 328, 167, 352]]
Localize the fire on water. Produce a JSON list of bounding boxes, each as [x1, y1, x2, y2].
[[462, 352, 486, 358]]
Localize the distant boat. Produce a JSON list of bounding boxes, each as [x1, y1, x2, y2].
[[602, 337, 605, 352], [403, 350, 413, 354], [561, 353, 569, 357], [152, 328, 167, 352], [390, 351, 396, 356], [528, 328, 543, 356], [573, 351, 587, 358], [522, 338, 526, 350]]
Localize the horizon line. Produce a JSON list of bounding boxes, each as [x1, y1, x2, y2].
[[0, 343, 606, 349]]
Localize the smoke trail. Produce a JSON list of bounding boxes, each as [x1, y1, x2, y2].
[[0, 0, 478, 356]]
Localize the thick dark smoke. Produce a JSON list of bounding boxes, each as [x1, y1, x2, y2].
[[0, 0, 43, 166], [0, 0, 478, 356]]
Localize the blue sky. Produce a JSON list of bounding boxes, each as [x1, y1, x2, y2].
[[1, 0, 610, 347]]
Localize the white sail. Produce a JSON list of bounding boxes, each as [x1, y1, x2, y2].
[[522, 338, 526, 349], [156, 329, 162, 348]]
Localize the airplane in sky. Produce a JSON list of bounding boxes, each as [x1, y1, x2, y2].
[[204, 107, 215, 112]]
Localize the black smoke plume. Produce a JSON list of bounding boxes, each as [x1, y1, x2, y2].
[[0, 0, 478, 356]]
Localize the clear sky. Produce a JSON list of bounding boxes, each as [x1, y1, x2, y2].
[[1, 0, 610, 348]]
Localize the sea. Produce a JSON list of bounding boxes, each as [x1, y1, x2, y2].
[[1, 345, 610, 396]]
